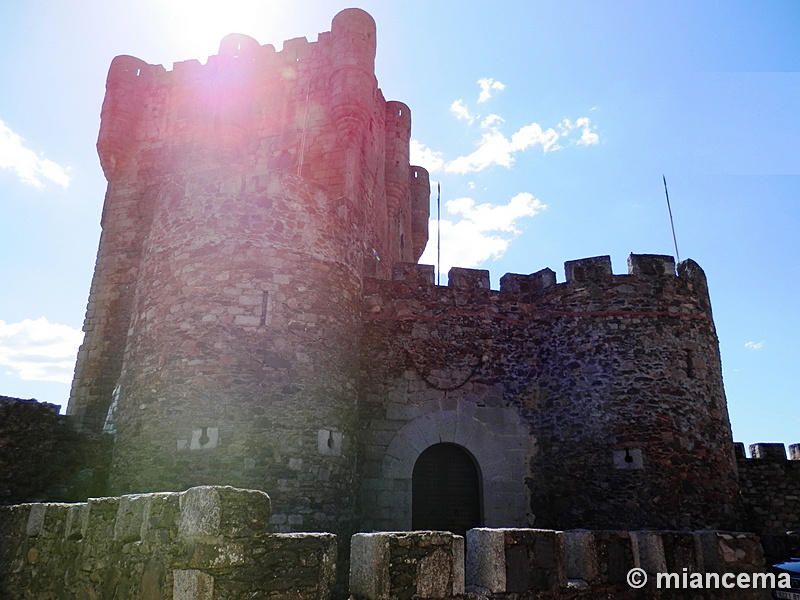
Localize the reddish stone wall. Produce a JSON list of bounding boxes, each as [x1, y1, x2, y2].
[[358, 255, 741, 532]]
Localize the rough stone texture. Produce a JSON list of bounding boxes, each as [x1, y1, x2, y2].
[[736, 442, 800, 533], [564, 530, 634, 586], [359, 256, 741, 532], [0, 396, 110, 504], [466, 528, 566, 595], [465, 529, 770, 600], [0, 486, 336, 600], [349, 531, 464, 600]]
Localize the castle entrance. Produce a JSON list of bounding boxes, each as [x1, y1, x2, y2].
[[411, 443, 482, 536]]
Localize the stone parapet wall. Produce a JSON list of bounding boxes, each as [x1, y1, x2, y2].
[[0, 486, 336, 600], [349, 528, 771, 600], [465, 528, 769, 599], [0, 396, 109, 504], [1, 485, 780, 600], [736, 442, 800, 533]]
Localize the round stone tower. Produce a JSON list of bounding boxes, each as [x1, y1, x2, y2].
[[108, 167, 365, 534]]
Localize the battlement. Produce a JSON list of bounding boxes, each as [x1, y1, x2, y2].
[[102, 8, 372, 85], [736, 442, 800, 461], [366, 254, 713, 320], [736, 442, 800, 534], [386, 253, 704, 290]]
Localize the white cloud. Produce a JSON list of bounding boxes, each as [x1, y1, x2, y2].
[[511, 123, 561, 152], [410, 140, 445, 173], [481, 114, 504, 129], [445, 119, 561, 174], [450, 99, 475, 123], [477, 78, 505, 104], [444, 114, 598, 174], [420, 192, 547, 274], [0, 119, 71, 188], [446, 130, 515, 174], [0, 318, 83, 383], [744, 341, 765, 350], [559, 117, 600, 147]]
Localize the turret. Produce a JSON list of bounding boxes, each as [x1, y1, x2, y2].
[[97, 55, 151, 179], [410, 166, 431, 261], [384, 101, 412, 261], [329, 8, 377, 197]]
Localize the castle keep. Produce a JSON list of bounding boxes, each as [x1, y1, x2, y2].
[[3, 8, 799, 599]]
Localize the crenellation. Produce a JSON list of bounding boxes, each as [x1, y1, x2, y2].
[[627, 252, 676, 277], [0, 487, 336, 599], [218, 33, 260, 59], [499, 267, 557, 297], [737, 441, 800, 533], [565, 254, 613, 283], [791, 444, 800, 460], [751, 442, 788, 460], [448, 266, 491, 290]]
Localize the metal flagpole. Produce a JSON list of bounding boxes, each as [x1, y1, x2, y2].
[[437, 182, 441, 285], [663, 175, 680, 264]]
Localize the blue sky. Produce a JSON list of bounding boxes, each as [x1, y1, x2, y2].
[[1, 1, 798, 450]]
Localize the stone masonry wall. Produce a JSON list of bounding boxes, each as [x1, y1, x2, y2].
[[0, 486, 336, 600], [107, 171, 363, 535], [0, 396, 109, 505], [736, 442, 800, 534], [358, 255, 741, 533]]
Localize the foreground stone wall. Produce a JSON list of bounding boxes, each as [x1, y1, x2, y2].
[[350, 528, 772, 600], [0, 486, 336, 599], [1, 484, 778, 600], [737, 442, 800, 533], [0, 396, 109, 504]]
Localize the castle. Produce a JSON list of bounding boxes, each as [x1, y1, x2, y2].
[[2, 8, 799, 599]]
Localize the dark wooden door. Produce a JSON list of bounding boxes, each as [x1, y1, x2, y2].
[[412, 443, 482, 537]]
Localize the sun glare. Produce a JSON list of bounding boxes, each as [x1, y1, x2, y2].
[[149, 0, 299, 61]]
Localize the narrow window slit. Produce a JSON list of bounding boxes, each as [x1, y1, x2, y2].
[[260, 291, 269, 326]]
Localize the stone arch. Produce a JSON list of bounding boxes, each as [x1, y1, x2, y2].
[[380, 406, 531, 530]]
